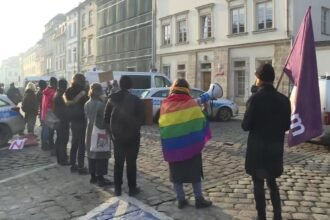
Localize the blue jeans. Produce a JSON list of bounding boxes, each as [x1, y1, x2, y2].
[[41, 121, 49, 149], [173, 182, 203, 202]]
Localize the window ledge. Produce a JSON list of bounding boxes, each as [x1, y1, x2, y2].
[[160, 44, 172, 48], [321, 32, 330, 36], [198, 37, 215, 44], [252, 28, 277, 34], [175, 41, 189, 46], [227, 32, 248, 38]]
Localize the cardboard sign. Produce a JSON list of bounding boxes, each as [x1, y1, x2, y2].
[[98, 71, 113, 83]]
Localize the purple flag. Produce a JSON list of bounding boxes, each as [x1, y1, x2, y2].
[[283, 6, 322, 147]]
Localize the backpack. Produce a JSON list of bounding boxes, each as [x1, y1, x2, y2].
[[110, 93, 141, 141]]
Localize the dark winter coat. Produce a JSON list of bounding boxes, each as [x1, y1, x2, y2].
[[21, 89, 38, 115], [169, 154, 203, 183], [53, 90, 69, 121], [104, 90, 145, 142], [64, 84, 89, 122], [242, 84, 291, 178]]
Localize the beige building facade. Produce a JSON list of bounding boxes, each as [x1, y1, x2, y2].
[[22, 40, 44, 78], [156, 0, 330, 105], [79, 0, 97, 74]]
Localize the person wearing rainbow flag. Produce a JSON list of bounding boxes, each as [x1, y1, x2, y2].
[[158, 78, 214, 209]]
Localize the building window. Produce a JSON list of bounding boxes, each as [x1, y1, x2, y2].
[[88, 38, 92, 55], [162, 65, 171, 78], [177, 20, 187, 43], [68, 49, 72, 63], [321, 7, 330, 35], [89, 10, 93, 25], [82, 14, 86, 28], [82, 39, 86, 57], [231, 7, 245, 34], [73, 47, 77, 62], [256, 0, 273, 30], [200, 14, 212, 39], [73, 22, 77, 37], [233, 60, 247, 97], [162, 24, 171, 45], [177, 64, 186, 79]]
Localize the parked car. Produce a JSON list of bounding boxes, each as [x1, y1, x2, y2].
[[141, 87, 239, 122], [0, 95, 25, 145]]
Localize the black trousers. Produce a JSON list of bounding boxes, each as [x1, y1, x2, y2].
[[113, 137, 140, 189], [70, 120, 86, 168], [89, 158, 108, 176], [55, 120, 69, 164], [48, 127, 55, 150], [252, 176, 282, 220]]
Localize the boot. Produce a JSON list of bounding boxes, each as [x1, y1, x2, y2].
[[195, 197, 212, 209], [177, 200, 188, 209]]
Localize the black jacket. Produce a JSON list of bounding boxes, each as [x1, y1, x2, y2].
[[53, 90, 68, 121], [64, 84, 89, 121], [104, 90, 145, 141], [21, 89, 38, 115], [242, 84, 291, 178]]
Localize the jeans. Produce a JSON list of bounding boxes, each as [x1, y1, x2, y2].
[[70, 120, 86, 168], [41, 121, 49, 149], [55, 120, 69, 163], [25, 114, 37, 134], [252, 176, 282, 220], [113, 137, 140, 189], [173, 182, 203, 202]]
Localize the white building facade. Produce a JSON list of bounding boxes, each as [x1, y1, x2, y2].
[[156, 0, 330, 105], [66, 7, 79, 81]]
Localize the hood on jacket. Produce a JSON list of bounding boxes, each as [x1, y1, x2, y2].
[[43, 87, 56, 97]]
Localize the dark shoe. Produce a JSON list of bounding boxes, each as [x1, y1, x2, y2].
[[58, 161, 71, 166], [178, 200, 188, 209], [195, 198, 212, 209], [128, 187, 141, 197], [98, 178, 113, 187], [90, 178, 97, 184], [41, 145, 49, 151], [78, 167, 89, 175], [115, 187, 122, 196], [273, 214, 282, 220], [50, 150, 56, 156], [70, 165, 78, 173]]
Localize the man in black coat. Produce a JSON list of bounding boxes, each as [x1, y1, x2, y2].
[[104, 76, 145, 197], [242, 64, 291, 220]]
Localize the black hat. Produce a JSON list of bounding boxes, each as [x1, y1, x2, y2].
[[255, 63, 275, 82]]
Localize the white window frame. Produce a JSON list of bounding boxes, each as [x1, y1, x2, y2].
[[175, 11, 189, 44], [229, 3, 246, 35], [89, 10, 93, 26], [177, 63, 186, 79], [160, 16, 172, 46], [162, 65, 171, 78], [321, 7, 330, 35], [88, 37, 93, 55], [254, 0, 273, 31], [232, 58, 249, 98], [196, 3, 215, 43]]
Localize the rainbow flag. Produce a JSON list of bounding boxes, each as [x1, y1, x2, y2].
[[159, 94, 211, 162]]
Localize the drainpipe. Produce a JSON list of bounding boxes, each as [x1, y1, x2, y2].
[[77, 3, 81, 74], [151, 0, 157, 69]]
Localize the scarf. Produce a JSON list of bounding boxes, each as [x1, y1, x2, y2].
[[159, 93, 211, 162]]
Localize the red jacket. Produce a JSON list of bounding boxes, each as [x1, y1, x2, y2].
[[41, 87, 56, 120]]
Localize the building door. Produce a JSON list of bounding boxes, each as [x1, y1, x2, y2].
[[202, 72, 211, 91], [233, 60, 248, 105]]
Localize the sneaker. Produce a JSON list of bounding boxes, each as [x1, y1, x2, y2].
[[70, 165, 78, 173], [177, 200, 188, 209], [115, 187, 122, 196], [128, 187, 141, 197], [98, 178, 113, 187], [195, 198, 212, 209], [78, 167, 89, 175]]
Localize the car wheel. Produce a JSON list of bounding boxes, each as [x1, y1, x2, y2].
[[154, 111, 160, 124], [217, 107, 232, 121], [0, 124, 12, 146]]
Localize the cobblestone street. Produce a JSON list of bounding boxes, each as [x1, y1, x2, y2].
[[0, 119, 329, 220]]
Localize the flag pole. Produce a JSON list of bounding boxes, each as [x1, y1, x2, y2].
[[275, 72, 285, 90]]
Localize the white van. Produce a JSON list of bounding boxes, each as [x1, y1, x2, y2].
[[85, 70, 172, 96]]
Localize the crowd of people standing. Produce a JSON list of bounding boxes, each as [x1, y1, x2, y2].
[[3, 63, 290, 219]]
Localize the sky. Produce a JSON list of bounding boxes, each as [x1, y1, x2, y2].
[[0, 0, 81, 64]]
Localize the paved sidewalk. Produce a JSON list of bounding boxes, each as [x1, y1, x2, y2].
[[0, 120, 329, 220]]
